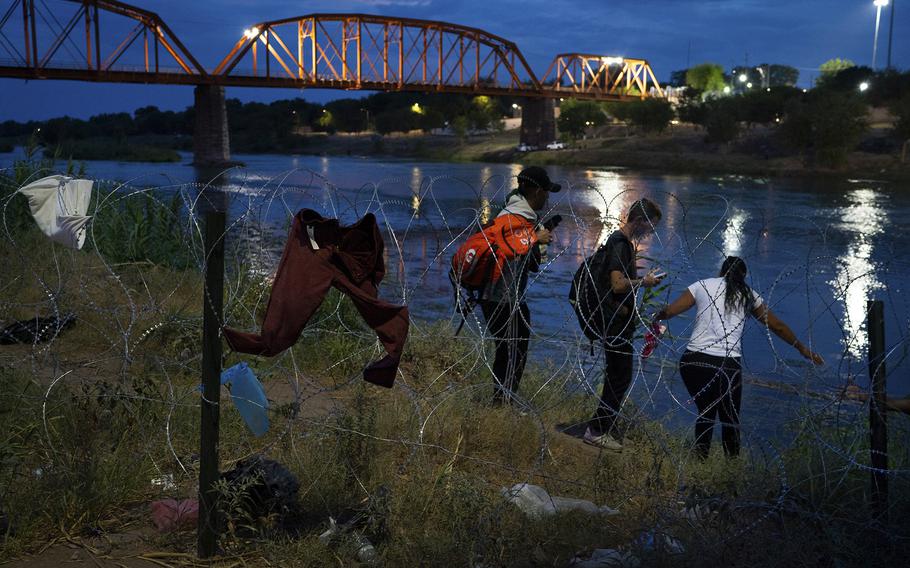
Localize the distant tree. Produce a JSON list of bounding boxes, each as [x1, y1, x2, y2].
[[769, 64, 799, 87], [891, 92, 910, 142], [668, 69, 689, 87], [686, 63, 726, 93], [780, 91, 867, 167], [419, 108, 446, 132], [325, 98, 369, 132], [374, 108, 419, 135], [466, 95, 500, 131], [701, 98, 741, 143], [625, 99, 675, 134], [451, 116, 469, 144], [316, 109, 335, 132], [676, 88, 707, 125], [816, 65, 874, 92], [739, 87, 802, 125], [867, 69, 910, 106], [558, 99, 606, 139], [817, 58, 856, 85]]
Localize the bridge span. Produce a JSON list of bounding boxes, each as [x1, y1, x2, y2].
[[0, 0, 664, 164]]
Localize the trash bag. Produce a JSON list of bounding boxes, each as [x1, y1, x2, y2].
[[218, 455, 302, 532], [570, 548, 640, 568], [501, 483, 619, 518], [150, 499, 199, 532], [0, 313, 76, 345]]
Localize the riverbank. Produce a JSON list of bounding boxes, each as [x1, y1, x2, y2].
[[2, 159, 910, 566], [11, 124, 909, 181], [299, 126, 910, 181], [2, 236, 907, 567]]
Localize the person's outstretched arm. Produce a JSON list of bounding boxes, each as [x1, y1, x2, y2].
[[653, 290, 696, 321], [751, 304, 824, 365], [843, 385, 910, 415]]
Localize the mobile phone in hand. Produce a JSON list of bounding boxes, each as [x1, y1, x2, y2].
[[542, 215, 562, 230]]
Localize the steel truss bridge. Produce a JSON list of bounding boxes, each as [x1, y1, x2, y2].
[[0, 0, 664, 100]]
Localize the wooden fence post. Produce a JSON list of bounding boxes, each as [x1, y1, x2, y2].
[[198, 187, 226, 558], [867, 300, 888, 523]]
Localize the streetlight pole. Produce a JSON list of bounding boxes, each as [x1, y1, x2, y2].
[[872, 0, 889, 69], [887, 0, 896, 69]]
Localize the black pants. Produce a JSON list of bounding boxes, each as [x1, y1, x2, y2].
[[679, 350, 743, 458], [481, 301, 530, 404], [590, 335, 634, 436]]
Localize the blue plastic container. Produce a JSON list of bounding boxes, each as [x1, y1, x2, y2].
[[220, 362, 269, 437]]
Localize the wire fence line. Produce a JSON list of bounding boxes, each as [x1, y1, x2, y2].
[[1, 160, 909, 563]]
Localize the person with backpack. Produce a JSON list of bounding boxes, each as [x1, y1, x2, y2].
[[653, 256, 824, 459], [571, 198, 664, 451], [451, 166, 560, 405]]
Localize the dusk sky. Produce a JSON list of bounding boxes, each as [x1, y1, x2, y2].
[[1, 0, 907, 121]]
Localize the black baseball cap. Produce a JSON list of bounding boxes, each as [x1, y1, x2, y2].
[[518, 166, 561, 193]]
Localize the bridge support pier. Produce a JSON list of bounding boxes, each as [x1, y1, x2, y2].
[[518, 97, 556, 148], [193, 85, 232, 167]]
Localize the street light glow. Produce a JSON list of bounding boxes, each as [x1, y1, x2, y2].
[[746, 82, 753, 88], [738, 73, 748, 83], [512, 103, 519, 109], [601, 56, 624, 66], [243, 26, 259, 39], [859, 81, 870, 92], [874, 0, 889, 7], [723, 86, 731, 94]]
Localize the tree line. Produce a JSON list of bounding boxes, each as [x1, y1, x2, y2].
[[556, 62, 910, 167], [0, 91, 515, 154]]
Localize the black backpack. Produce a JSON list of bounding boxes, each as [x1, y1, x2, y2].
[[568, 243, 629, 344]]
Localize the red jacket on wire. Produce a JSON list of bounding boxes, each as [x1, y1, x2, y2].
[[223, 209, 409, 388]]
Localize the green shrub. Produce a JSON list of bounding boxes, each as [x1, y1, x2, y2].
[[559, 100, 607, 139], [625, 99, 675, 134], [90, 189, 195, 269], [46, 137, 180, 162], [780, 91, 868, 167], [892, 92, 910, 141], [702, 98, 742, 144]]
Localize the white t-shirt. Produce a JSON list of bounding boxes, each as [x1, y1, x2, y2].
[[686, 277, 763, 358]]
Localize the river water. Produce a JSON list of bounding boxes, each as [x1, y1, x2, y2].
[[4, 148, 909, 442]]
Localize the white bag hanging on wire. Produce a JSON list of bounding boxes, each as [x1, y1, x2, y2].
[[18, 175, 93, 250]]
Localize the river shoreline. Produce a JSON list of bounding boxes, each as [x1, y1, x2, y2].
[[9, 126, 910, 182]]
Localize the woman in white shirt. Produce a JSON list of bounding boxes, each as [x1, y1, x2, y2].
[[654, 256, 823, 459]]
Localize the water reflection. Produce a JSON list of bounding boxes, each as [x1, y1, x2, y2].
[[480, 197, 492, 225], [410, 166, 422, 217], [587, 170, 630, 247], [723, 208, 748, 257], [829, 188, 885, 358]]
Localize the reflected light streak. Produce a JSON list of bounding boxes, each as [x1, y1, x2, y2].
[[410, 166, 422, 217], [588, 171, 629, 247], [723, 208, 748, 257], [480, 197, 492, 225], [829, 189, 884, 358]]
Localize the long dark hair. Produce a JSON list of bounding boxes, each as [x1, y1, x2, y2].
[[720, 256, 753, 312]]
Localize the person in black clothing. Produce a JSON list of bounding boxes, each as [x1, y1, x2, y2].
[[584, 198, 664, 450], [482, 166, 560, 405]]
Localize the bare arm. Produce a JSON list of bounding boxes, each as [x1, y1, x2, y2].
[[653, 290, 695, 321], [752, 304, 824, 365], [842, 385, 910, 414], [610, 269, 663, 294]]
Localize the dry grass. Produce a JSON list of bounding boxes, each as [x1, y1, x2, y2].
[[1, 189, 909, 566]]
